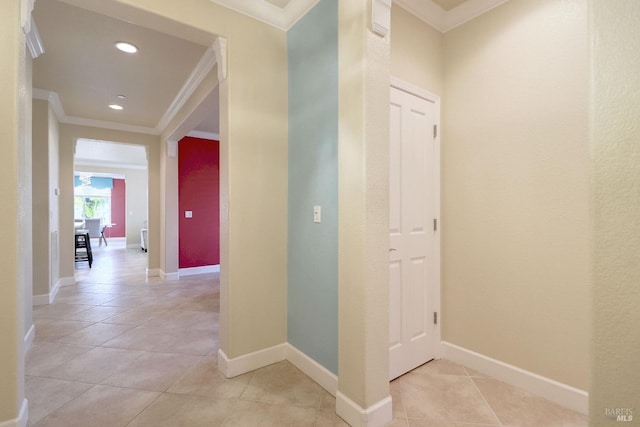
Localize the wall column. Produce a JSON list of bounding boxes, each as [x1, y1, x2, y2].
[[0, 0, 28, 424], [336, 0, 391, 426], [159, 139, 179, 279], [590, 0, 640, 422]]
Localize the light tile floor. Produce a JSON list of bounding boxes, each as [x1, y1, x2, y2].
[[26, 245, 587, 426]]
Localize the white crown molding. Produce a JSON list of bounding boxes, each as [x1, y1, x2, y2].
[[166, 139, 177, 158], [213, 37, 227, 82], [21, 0, 36, 31], [25, 17, 45, 58], [209, 0, 320, 31], [393, 0, 511, 33], [64, 115, 159, 135], [443, 0, 511, 31], [372, 0, 392, 36], [155, 47, 217, 133], [187, 130, 220, 140]]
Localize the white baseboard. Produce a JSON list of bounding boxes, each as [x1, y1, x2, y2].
[[336, 391, 392, 427], [0, 398, 28, 427], [160, 270, 179, 281], [441, 341, 588, 415], [286, 344, 338, 396], [218, 342, 391, 426], [179, 264, 220, 277], [146, 268, 160, 278], [49, 278, 62, 303], [218, 344, 288, 379], [24, 324, 35, 353], [32, 275, 71, 306]]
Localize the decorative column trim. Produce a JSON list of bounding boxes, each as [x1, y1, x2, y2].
[[167, 139, 177, 158], [213, 37, 227, 82], [372, 0, 392, 36], [25, 17, 44, 58], [22, 0, 45, 59], [21, 0, 35, 31]]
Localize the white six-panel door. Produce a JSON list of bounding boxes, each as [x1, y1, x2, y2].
[[389, 83, 439, 380]]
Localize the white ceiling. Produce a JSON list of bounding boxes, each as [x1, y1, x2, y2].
[[75, 139, 148, 170]]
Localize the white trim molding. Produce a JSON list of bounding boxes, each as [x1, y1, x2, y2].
[[156, 48, 217, 132], [372, 0, 392, 36], [166, 140, 178, 158], [21, 0, 35, 32], [187, 130, 220, 141], [159, 270, 179, 281], [336, 392, 393, 427], [218, 344, 288, 379], [24, 17, 44, 59], [179, 264, 220, 277], [442, 342, 588, 415], [32, 276, 68, 306], [393, 0, 511, 33], [286, 344, 338, 396], [213, 38, 227, 82], [210, 0, 320, 30], [24, 324, 35, 353], [0, 398, 29, 427], [218, 342, 393, 425], [218, 342, 338, 396]]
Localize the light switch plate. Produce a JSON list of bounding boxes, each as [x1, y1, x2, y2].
[[185, 211, 193, 218], [313, 205, 321, 223]]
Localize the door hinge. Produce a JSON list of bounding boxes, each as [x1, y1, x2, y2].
[[433, 312, 438, 325], [433, 124, 438, 139], [433, 218, 438, 231]]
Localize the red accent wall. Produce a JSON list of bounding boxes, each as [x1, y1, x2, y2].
[[110, 178, 126, 237], [178, 136, 220, 268]]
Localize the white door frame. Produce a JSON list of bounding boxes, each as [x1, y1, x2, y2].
[[390, 76, 442, 360]]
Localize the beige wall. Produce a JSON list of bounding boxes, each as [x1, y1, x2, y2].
[[58, 124, 161, 280], [590, 0, 640, 421], [0, 0, 26, 422], [74, 165, 148, 247], [442, 0, 589, 390], [390, 4, 443, 95]]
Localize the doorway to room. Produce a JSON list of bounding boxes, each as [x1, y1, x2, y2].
[[73, 139, 149, 259]]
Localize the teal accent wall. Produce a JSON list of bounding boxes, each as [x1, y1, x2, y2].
[[287, 0, 338, 375]]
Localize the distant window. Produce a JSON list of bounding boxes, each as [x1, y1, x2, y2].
[[74, 185, 111, 224]]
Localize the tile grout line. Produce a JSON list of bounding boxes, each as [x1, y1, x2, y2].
[[469, 375, 505, 427]]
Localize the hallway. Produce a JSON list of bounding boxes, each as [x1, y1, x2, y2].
[[26, 246, 587, 426]]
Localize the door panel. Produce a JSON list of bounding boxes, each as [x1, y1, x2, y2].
[[389, 85, 438, 380]]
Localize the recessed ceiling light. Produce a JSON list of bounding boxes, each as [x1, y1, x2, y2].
[[109, 104, 124, 110], [114, 41, 138, 54], [116, 94, 126, 99]]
